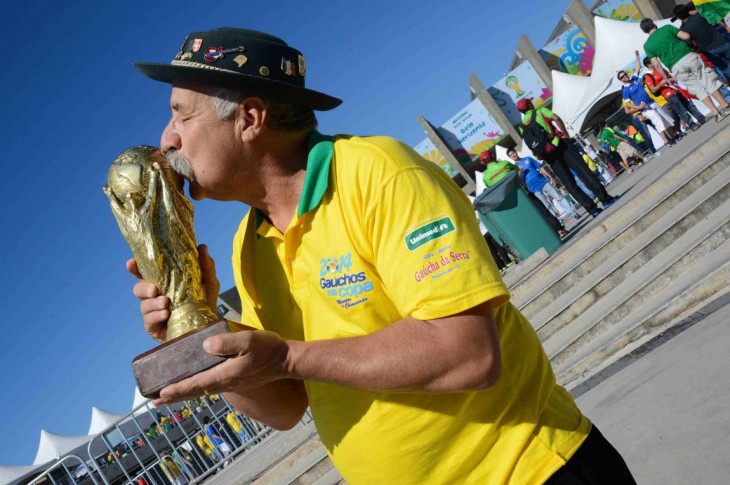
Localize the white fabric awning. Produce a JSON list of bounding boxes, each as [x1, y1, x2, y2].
[[88, 407, 128, 435], [552, 16, 672, 135], [33, 429, 92, 466]]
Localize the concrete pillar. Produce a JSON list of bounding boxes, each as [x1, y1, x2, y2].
[[469, 73, 523, 148], [564, 0, 596, 47], [633, 0, 663, 19], [584, 133, 603, 154], [416, 115, 476, 194], [515, 35, 553, 91]]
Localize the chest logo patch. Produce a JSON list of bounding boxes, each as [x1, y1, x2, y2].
[[319, 252, 373, 309], [404, 217, 455, 251]]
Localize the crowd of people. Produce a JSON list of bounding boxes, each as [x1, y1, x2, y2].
[[96, 394, 267, 485], [473, 3, 730, 268]]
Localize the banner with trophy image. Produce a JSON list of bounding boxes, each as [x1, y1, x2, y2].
[[435, 99, 505, 171], [488, 60, 553, 126]]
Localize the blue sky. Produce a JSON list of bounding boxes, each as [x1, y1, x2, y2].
[[0, 0, 571, 466]]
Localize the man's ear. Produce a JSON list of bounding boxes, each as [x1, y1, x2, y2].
[[236, 97, 268, 142]]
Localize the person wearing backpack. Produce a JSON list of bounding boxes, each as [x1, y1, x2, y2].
[[516, 99, 618, 218]]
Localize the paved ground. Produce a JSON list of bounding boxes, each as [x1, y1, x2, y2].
[[565, 118, 730, 483], [577, 299, 730, 483]]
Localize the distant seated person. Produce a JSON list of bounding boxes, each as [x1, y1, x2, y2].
[[477, 150, 514, 187]]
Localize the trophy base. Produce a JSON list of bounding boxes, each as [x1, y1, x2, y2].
[[133, 319, 230, 399]]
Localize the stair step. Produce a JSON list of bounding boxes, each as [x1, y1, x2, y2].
[[252, 434, 327, 485], [310, 464, 343, 485], [512, 144, 730, 311], [533, 166, 730, 339], [231, 421, 316, 484], [559, 253, 730, 391], [551, 233, 730, 381]]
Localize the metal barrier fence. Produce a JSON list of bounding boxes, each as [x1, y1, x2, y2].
[[27, 394, 294, 485]]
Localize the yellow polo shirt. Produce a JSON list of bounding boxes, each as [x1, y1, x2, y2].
[[231, 132, 590, 484]]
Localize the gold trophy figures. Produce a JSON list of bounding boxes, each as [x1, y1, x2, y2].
[[104, 146, 228, 398]]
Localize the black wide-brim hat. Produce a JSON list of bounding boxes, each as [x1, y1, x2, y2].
[[135, 27, 342, 111]]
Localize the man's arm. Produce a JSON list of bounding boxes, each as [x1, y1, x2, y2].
[[154, 301, 500, 399], [649, 56, 671, 82], [643, 74, 665, 94], [549, 113, 570, 139], [539, 165, 557, 186], [677, 30, 691, 41], [623, 101, 641, 115], [634, 50, 641, 75]]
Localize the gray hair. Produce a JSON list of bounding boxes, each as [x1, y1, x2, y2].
[[205, 87, 318, 133]]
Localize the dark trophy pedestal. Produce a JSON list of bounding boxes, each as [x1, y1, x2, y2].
[[133, 319, 230, 398]]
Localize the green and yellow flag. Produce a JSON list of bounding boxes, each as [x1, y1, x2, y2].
[[693, 0, 730, 25]]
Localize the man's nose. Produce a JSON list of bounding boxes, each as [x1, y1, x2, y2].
[[160, 119, 181, 153]]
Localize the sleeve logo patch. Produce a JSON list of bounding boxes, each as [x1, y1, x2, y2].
[[404, 217, 456, 251]]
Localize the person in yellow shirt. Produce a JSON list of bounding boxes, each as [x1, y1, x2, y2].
[[128, 27, 634, 484], [226, 411, 251, 445], [195, 432, 219, 463]]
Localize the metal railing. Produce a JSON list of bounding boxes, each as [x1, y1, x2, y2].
[[29, 395, 275, 485]]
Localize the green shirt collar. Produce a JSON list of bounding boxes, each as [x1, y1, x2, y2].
[[298, 130, 334, 216], [255, 130, 334, 228]]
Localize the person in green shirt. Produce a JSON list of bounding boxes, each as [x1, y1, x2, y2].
[[641, 18, 730, 122], [478, 150, 514, 187], [597, 124, 645, 174]]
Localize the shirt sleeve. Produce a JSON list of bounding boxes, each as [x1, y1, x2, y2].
[[364, 162, 510, 321]]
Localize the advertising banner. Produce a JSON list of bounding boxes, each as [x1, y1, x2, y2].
[[592, 0, 642, 21], [539, 27, 595, 76], [436, 99, 505, 170], [488, 60, 553, 125], [413, 138, 459, 178]]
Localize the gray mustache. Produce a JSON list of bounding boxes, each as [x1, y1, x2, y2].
[[165, 150, 194, 180]]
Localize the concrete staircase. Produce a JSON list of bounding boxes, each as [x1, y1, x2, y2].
[[208, 418, 342, 485], [510, 129, 730, 394]]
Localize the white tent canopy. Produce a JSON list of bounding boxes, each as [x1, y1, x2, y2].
[[33, 429, 92, 466], [88, 407, 128, 435], [552, 16, 671, 135]]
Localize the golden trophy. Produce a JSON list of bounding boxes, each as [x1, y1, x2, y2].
[[104, 146, 229, 398]]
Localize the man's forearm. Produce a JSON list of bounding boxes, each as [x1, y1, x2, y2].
[[285, 303, 501, 393]]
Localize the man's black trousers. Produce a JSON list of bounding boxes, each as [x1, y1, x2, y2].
[[547, 141, 611, 213], [545, 425, 636, 484]]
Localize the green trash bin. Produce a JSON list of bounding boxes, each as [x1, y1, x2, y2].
[[474, 172, 561, 260]]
